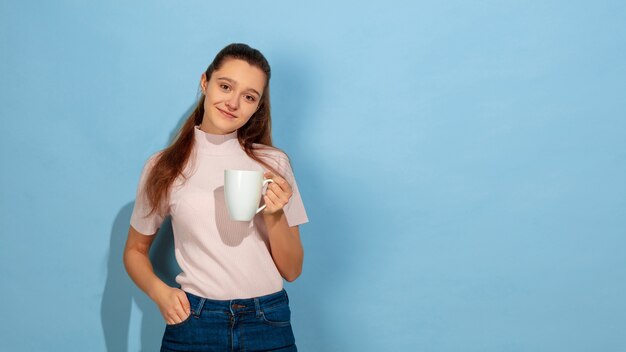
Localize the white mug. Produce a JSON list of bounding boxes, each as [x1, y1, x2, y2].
[[224, 169, 274, 221]]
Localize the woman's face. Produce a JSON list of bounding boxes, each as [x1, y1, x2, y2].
[[200, 58, 266, 135]]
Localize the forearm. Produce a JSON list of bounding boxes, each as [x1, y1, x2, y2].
[[263, 210, 303, 281], [123, 249, 169, 300]]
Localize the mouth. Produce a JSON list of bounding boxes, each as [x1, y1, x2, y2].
[[217, 107, 237, 119]]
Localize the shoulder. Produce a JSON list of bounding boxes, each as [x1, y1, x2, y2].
[[139, 150, 165, 174], [147, 150, 165, 165]]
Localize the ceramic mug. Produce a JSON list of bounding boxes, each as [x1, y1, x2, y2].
[[224, 169, 274, 221]]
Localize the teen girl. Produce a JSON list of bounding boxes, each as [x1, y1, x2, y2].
[[123, 43, 308, 351]]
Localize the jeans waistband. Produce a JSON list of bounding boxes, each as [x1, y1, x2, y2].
[[183, 289, 289, 317]]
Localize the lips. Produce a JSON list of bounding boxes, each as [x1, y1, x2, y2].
[[217, 107, 237, 119]]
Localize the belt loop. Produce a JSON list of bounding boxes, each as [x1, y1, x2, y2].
[[194, 298, 206, 317], [254, 297, 261, 318]]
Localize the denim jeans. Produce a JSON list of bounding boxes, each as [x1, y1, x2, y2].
[[160, 289, 297, 352]]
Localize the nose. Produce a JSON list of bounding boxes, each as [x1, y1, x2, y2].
[[225, 95, 239, 110]]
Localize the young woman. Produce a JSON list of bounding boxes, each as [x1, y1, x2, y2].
[[123, 43, 308, 352]]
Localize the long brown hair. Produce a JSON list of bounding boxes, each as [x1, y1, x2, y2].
[[145, 43, 285, 216]]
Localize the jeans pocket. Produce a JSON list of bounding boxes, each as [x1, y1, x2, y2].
[[260, 304, 291, 327]]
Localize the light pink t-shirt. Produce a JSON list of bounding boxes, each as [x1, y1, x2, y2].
[[130, 125, 309, 300]]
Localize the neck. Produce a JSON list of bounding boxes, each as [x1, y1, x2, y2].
[[199, 121, 236, 135], [193, 125, 240, 155]]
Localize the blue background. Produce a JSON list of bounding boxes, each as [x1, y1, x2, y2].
[[1, 0, 625, 351]]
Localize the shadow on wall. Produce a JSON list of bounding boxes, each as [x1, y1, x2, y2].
[[99, 102, 196, 351], [101, 202, 179, 352]]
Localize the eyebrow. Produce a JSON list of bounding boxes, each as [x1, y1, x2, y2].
[[217, 77, 262, 97]]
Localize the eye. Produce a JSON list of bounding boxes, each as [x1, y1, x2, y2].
[[219, 84, 231, 91], [245, 95, 256, 102]]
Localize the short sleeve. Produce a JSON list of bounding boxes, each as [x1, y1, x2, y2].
[[129, 153, 167, 236], [274, 154, 309, 227]]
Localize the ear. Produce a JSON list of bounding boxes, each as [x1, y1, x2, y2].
[[200, 73, 208, 93]]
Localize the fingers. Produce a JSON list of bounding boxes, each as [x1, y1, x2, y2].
[[263, 193, 277, 209], [177, 291, 191, 317], [263, 171, 293, 214], [264, 172, 292, 199], [166, 306, 189, 325], [175, 307, 189, 324], [167, 308, 189, 325], [264, 172, 291, 191], [265, 188, 288, 208], [177, 291, 191, 314], [176, 291, 191, 320]]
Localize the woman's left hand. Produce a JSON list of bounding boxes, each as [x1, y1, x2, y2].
[[263, 171, 292, 215]]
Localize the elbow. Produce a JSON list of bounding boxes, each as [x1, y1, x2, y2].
[[280, 248, 304, 282], [122, 246, 148, 274], [284, 274, 299, 283], [283, 267, 302, 282]]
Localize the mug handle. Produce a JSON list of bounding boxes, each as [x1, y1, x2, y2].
[[256, 178, 275, 214]]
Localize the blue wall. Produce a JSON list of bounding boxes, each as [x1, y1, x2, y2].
[[1, 0, 625, 351]]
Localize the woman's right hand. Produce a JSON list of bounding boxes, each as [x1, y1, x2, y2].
[[123, 226, 191, 325], [153, 286, 192, 325]]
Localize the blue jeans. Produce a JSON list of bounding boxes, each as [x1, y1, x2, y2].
[[160, 289, 297, 352]]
